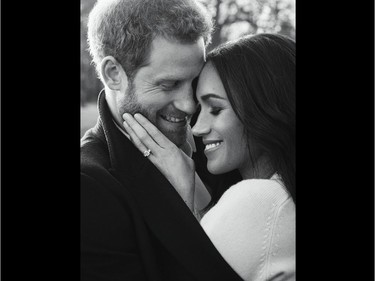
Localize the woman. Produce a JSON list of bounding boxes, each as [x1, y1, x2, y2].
[[123, 33, 295, 281]]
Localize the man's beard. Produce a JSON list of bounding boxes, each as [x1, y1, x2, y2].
[[118, 82, 188, 147]]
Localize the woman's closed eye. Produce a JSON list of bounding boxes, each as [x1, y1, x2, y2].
[[210, 107, 223, 116]]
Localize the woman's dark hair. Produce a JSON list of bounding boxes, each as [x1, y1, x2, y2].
[[206, 33, 295, 204]]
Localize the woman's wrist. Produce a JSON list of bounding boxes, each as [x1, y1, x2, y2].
[[182, 188, 195, 210], [193, 208, 202, 221], [183, 199, 201, 221]]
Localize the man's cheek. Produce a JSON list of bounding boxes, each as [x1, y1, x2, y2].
[[139, 96, 168, 112]]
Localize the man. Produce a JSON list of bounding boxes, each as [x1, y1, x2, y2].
[[81, 0, 243, 280]]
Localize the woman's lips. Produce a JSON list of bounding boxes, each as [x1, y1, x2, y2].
[[204, 141, 223, 152]]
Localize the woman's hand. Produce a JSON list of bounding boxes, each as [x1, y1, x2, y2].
[[123, 113, 196, 210]]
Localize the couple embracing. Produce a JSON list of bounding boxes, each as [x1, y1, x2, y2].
[[81, 0, 295, 280]]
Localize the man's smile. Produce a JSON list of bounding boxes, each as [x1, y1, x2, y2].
[[160, 114, 187, 123]]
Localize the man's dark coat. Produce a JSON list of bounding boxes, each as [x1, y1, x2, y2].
[[81, 91, 242, 281]]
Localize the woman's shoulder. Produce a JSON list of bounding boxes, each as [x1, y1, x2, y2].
[[220, 175, 291, 209], [202, 175, 294, 226], [200, 175, 295, 281]]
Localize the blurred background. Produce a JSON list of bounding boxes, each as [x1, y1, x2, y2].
[[81, 0, 295, 137]]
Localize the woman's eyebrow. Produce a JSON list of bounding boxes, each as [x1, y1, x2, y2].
[[200, 93, 226, 102]]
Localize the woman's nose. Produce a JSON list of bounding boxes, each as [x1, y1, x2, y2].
[[192, 113, 210, 137]]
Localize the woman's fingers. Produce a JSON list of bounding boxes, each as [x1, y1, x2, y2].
[[123, 113, 159, 153], [133, 113, 173, 149], [122, 119, 151, 156]]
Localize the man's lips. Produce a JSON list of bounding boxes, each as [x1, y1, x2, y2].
[[160, 114, 187, 123]]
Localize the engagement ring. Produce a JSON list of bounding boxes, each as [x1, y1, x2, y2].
[[143, 149, 151, 157]]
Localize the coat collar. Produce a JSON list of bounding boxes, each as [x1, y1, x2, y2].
[[95, 90, 243, 281]]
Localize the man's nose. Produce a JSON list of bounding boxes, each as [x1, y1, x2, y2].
[[173, 86, 197, 116]]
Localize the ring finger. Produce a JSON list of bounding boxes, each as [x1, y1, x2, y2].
[[123, 120, 151, 156], [123, 113, 159, 156]]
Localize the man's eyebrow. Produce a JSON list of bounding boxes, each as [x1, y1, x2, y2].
[[200, 93, 226, 101], [154, 74, 182, 83]]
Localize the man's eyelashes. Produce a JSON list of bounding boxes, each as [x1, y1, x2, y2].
[[160, 81, 180, 90]]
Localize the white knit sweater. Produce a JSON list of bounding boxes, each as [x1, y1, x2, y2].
[[200, 175, 295, 281]]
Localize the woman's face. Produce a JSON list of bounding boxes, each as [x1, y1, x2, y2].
[[192, 62, 251, 175]]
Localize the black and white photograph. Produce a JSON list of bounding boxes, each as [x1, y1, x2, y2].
[[3, 0, 375, 280], [80, 0, 295, 280]]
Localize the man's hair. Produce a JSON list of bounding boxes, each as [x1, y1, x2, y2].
[[87, 0, 213, 81], [206, 33, 296, 204]]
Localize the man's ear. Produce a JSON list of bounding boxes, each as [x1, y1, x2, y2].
[[100, 56, 128, 91]]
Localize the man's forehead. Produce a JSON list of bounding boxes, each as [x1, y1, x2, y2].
[[149, 66, 202, 84], [148, 36, 205, 62], [140, 37, 206, 80]]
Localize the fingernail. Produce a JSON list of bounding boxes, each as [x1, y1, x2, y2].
[[123, 113, 131, 120], [134, 113, 143, 119]]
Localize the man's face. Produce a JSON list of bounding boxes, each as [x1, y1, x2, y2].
[[118, 36, 206, 147]]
